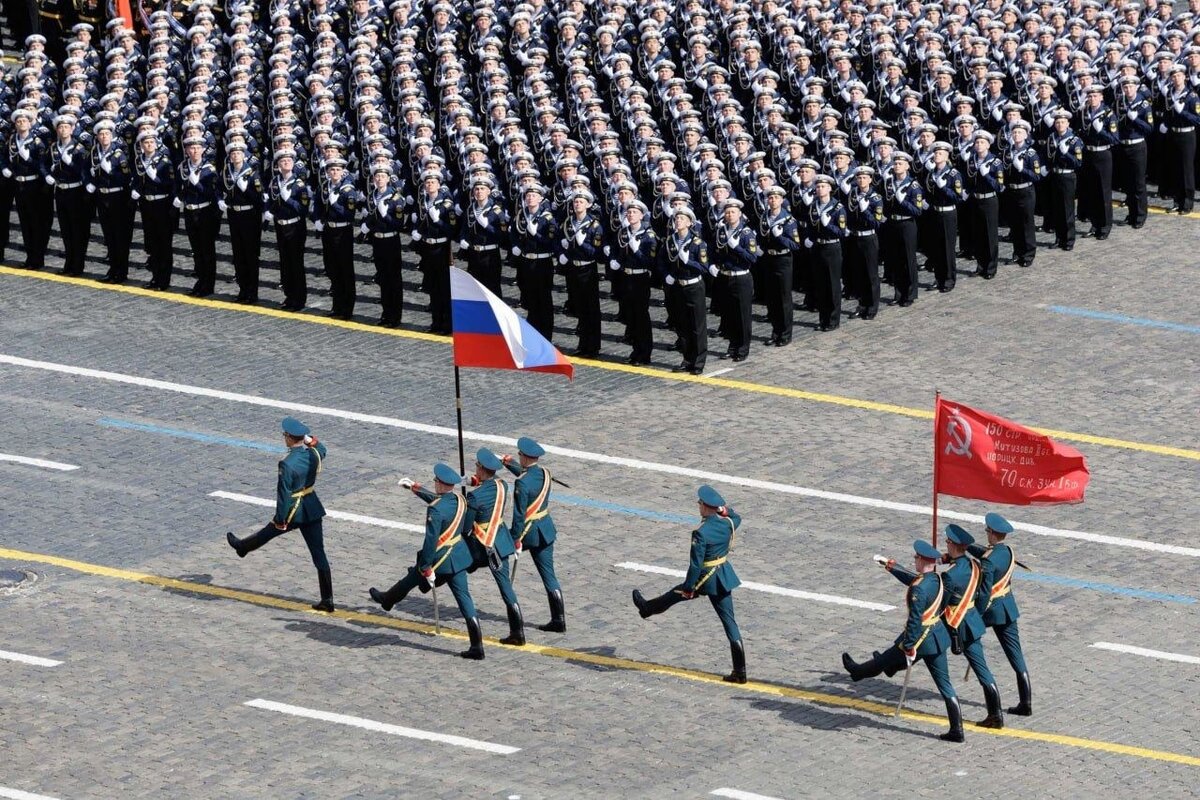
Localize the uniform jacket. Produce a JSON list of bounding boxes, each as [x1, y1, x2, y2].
[[968, 542, 1021, 627], [682, 509, 742, 596], [268, 171, 312, 221], [412, 488, 474, 576], [888, 566, 951, 657], [556, 212, 604, 263], [273, 441, 327, 526], [466, 476, 517, 559], [505, 461, 557, 550], [941, 554, 987, 644]]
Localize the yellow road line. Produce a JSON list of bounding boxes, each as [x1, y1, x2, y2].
[[4, 265, 1197, 462], [3, 544, 1198, 768]]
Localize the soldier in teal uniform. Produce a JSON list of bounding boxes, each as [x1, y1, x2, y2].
[[501, 436, 565, 633], [226, 418, 333, 612], [969, 512, 1031, 716], [466, 448, 525, 646], [632, 485, 747, 684], [940, 524, 1005, 728], [842, 540, 964, 742], [368, 463, 485, 660]]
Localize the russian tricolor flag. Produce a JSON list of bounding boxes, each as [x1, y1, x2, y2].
[[450, 267, 574, 380]]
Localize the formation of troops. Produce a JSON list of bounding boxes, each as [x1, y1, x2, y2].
[[227, 416, 1032, 744], [1, 0, 1199, 366]]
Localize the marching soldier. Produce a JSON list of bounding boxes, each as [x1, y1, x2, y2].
[[1001, 121, 1042, 269], [465, 447, 525, 647], [1114, 76, 1153, 229], [370, 464, 485, 660], [1078, 86, 1118, 240], [220, 142, 266, 304], [87, 119, 133, 284], [457, 175, 509, 298], [501, 437, 565, 633], [711, 199, 758, 358], [881, 153, 926, 308], [923, 142, 967, 293], [844, 166, 884, 320], [49, 114, 91, 277], [2, 109, 52, 272], [757, 185, 802, 344], [806, 176, 847, 331], [226, 417, 334, 613], [314, 157, 361, 321], [941, 524, 1005, 729], [131, 130, 176, 290], [963, 131, 1004, 279], [1044, 110, 1084, 251], [842, 540, 963, 743], [632, 485, 746, 684], [509, 184, 557, 341], [968, 512, 1032, 717], [362, 164, 406, 327], [660, 206, 709, 374], [266, 153, 312, 312], [411, 170, 457, 334], [608, 201, 657, 366], [176, 136, 221, 297], [555, 190, 604, 357]]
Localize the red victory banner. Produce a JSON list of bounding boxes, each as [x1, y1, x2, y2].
[[933, 396, 1090, 510]]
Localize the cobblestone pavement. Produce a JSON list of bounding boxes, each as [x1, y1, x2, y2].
[[0, 208, 1197, 799]]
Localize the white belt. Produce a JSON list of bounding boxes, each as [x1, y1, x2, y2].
[[57, 181, 83, 189], [15, 174, 39, 182], [816, 239, 841, 245], [142, 193, 168, 200], [425, 237, 448, 244], [98, 186, 125, 194], [373, 231, 397, 238], [1051, 168, 1075, 174], [1007, 182, 1031, 190], [624, 268, 649, 274], [973, 192, 997, 199], [523, 252, 550, 259], [1085, 145, 1110, 152], [849, 230, 875, 237], [230, 204, 256, 211], [890, 215, 913, 221], [185, 201, 212, 209], [470, 243, 498, 251], [677, 276, 702, 286], [326, 221, 351, 228], [569, 259, 594, 266], [275, 216, 301, 225], [1168, 127, 1194, 133], [719, 269, 750, 276], [1119, 139, 1144, 145], [933, 205, 957, 212]]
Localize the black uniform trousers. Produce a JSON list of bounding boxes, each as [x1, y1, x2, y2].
[[1115, 141, 1148, 226], [883, 217, 919, 305], [760, 252, 794, 341], [924, 209, 958, 291], [970, 195, 1000, 278], [1002, 186, 1037, 266], [466, 248, 502, 297], [1079, 149, 1113, 235], [564, 261, 600, 356], [275, 218, 308, 308], [810, 243, 843, 329], [843, 233, 879, 316], [521, 255, 555, 341], [623, 269, 653, 363], [139, 197, 175, 286], [717, 270, 754, 356], [228, 208, 263, 301], [1047, 171, 1077, 248], [371, 232, 403, 324], [957, 198, 974, 258], [184, 203, 220, 294], [55, 185, 92, 275], [1163, 129, 1196, 212], [15, 180, 53, 270], [0, 179, 13, 256], [321, 224, 356, 317], [669, 277, 707, 371], [421, 240, 453, 334]]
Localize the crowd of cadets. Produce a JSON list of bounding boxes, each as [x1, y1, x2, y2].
[[1, 0, 1199, 370]]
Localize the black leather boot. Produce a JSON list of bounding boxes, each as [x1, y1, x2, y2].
[[843, 648, 905, 681], [724, 639, 747, 684], [499, 603, 526, 646], [538, 589, 566, 633], [940, 695, 965, 743], [632, 589, 680, 618], [460, 616, 485, 660], [368, 577, 411, 612], [312, 569, 334, 612], [1008, 671, 1032, 716], [226, 530, 264, 558], [977, 683, 1005, 728]]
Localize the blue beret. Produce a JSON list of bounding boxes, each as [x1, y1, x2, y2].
[[697, 484, 725, 508], [433, 462, 461, 485], [476, 447, 502, 472], [281, 416, 310, 437], [945, 524, 975, 546], [517, 436, 545, 458], [913, 539, 941, 560], [985, 512, 1014, 535]]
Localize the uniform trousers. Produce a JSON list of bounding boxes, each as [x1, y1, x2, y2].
[[524, 541, 560, 593], [1002, 186, 1037, 266], [564, 261, 600, 355], [0, 179, 13, 255], [139, 197, 175, 286], [924, 209, 958, 290], [16, 181, 53, 269], [228, 207, 263, 300], [843, 234, 879, 315], [1163, 129, 1196, 212], [521, 256, 555, 341], [1047, 171, 1078, 248], [466, 248, 502, 297], [669, 278, 707, 370], [760, 252, 794, 341], [421, 241, 453, 333], [1115, 141, 1148, 226], [646, 587, 742, 643], [275, 219, 308, 308], [389, 565, 477, 620], [253, 518, 330, 572], [717, 271, 754, 356], [970, 195, 1000, 277], [55, 185, 92, 275], [987, 620, 1029, 675], [1079, 149, 1113, 234], [875, 644, 957, 700], [810, 242, 843, 328], [184, 203, 220, 293], [371, 233, 404, 323], [623, 270, 653, 362], [961, 635, 997, 687], [883, 218, 919, 305], [321, 225, 356, 317]]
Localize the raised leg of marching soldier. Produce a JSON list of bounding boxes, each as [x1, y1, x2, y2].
[[229, 208, 262, 303], [1003, 185, 1037, 267], [371, 233, 403, 326], [140, 196, 175, 289], [276, 219, 308, 310], [525, 255, 555, 341], [322, 224, 357, 320], [184, 204, 220, 296], [1117, 140, 1148, 228], [56, 184, 91, 275]]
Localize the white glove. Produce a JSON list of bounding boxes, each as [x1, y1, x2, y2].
[[264, 210, 274, 223], [728, 235, 741, 249], [62, 153, 72, 166], [678, 247, 690, 263], [1127, 109, 1138, 120], [1159, 123, 1168, 134], [804, 237, 813, 248], [560, 238, 569, 249], [236, 176, 249, 192], [172, 196, 182, 208], [707, 264, 719, 277], [1091, 117, 1103, 132], [131, 190, 140, 200], [1173, 100, 1185, 114], [327, 191, 339, 206], [376, 199, 387, 217], [360, 222, 369, 235], [188, 170, 201, 186], [558, 254, 568, 265], [1058, 139, 1071, 154], [429, 208, 441, 223], [872, 554, 889, 566], [411, 230, 422, 241], [857, 197, 869, 212], [314, 220, 325, 232], [146, 166, 157, 181], [303, 435, 314, 445], [511, 245, 522, 255], [935, 175, 947, 188], [771, 224, 784, 236], [905, 651, 917, 667], [629, 237, 641, 252], [665, 274, 676, 285], [45, 175, 55, 185], [1043, 113, 1055, 125], [398, 477, 415, 489], [279, 186, 291, 202], [218, 200, 228, 212], [100, 158, 112, 173], [896, 189, 907, 202], [528, 222, 538, 236], [574, 229, 586, 245], [1013, 156, 1024, 172], [458, 239, 469, 249], [608, 259, 621, 270], [603, 245, 611, 256], [86, 183, 96, 193], [1, 168, 11, 178]]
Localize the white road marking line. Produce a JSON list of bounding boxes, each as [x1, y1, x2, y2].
[[2, 353, 1194, 558], [1090, 642, 1200, 665], [211, 491, 423, 533], [712, 789, 787, 800], [0, 649, 63, 667], [617, 562, 895, 612], [0, 453, 79, 472], [243, 698, 520, 754], [706, 367, 735, 377], [0, 786, 62, 800]]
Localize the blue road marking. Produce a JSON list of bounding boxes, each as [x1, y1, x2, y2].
[[1013, 571, 1196, 605], [1046, 306, 1200, 334], [97, 418, 285, 453], [555, 493, 696, 524]]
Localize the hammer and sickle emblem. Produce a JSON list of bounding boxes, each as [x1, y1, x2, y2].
[[944, 407, 973, 459]]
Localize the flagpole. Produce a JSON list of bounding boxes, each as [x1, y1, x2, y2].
[[454, 365, 466, 476], [932, 389, 941, 549]]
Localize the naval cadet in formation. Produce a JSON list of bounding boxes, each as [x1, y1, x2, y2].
[[226, 417, 334, 613], [501, 437, 565, 633], [370, 463, 484, 660], [632, 485, 746, 685]]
